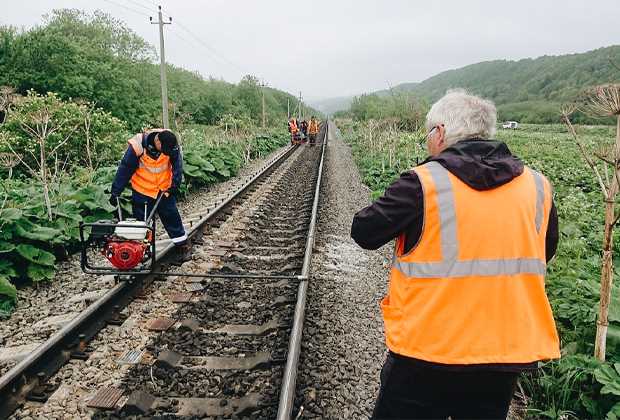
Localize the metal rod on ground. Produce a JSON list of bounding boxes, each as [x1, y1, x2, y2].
[[150, 272, 301, 280], [277, 120, 329, 420], [150, 6, 172, 129]]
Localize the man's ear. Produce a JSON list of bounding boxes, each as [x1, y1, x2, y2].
[[437, 125, 446, 146]]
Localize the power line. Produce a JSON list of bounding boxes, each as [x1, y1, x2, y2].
[[130, 0, 160, 8], [173, 20, 250, 77], [100, 1, 259, 80], [101, 0, 150, 18], [124, 0, 157, 14], [167, 25, 248, 78]]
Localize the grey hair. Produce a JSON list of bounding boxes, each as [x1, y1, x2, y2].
[[425, 89, 497, 145]]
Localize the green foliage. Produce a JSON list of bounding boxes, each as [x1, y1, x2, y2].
[[347, 93, 428, 131], [181, 127, 288, 191], [0, 90, 128, 174], [0, 174, 113, 289], [343, 121, 620, 417], [338, 119, 426, 196]]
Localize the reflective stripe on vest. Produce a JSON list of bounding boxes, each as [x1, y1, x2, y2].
[[138, 161, 170, 174], [532, 169, 545, 233], [392, 161, 546, 278]]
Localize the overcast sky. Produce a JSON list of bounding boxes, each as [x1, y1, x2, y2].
[[3, 0, 620, 100]]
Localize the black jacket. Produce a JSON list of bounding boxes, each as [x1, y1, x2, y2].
[[351, 139, 558, 261]]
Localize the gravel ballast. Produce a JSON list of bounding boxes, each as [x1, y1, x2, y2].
[[294, 121, 390, 419]]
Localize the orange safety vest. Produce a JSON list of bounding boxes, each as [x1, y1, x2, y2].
[[383, 161, 560, 365], [127, 130, 172, 199], [308, 120, 319, 135], [289, 120, 299, 133]]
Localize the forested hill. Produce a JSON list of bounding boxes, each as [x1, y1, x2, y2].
[[388, 46, 620, 123]]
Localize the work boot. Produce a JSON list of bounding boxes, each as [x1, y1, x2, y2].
[[171, 241, 192, 266]]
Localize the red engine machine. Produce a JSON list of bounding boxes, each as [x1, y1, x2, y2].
[[79, 194, 162, 275]]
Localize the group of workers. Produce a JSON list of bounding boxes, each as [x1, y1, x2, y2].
[[288, 116, 320, 145], [106, 89, 560, 420]]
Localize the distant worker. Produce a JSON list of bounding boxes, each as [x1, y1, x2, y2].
[[351, 89, 560, 419], [308, 116, 319, 146], [288, 118, 299, 145], [109, 129, 191, 265]]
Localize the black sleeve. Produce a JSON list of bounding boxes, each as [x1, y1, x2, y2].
[[351, 171, 424, 250], [545, 200, 559, 262], [111, 146, 139, 196], [170, 148, 183, 190]]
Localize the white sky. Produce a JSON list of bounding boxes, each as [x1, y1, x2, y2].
[[3, 0, 620, 100]]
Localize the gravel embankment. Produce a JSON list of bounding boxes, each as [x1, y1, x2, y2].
[[294, 121, 390, 419]]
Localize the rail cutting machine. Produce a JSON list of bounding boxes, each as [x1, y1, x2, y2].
[[79, 193, 164, 275]]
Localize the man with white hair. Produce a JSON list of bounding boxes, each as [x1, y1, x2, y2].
[[352, 89, 560, 419]]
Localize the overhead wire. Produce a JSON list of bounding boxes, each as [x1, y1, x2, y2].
[[100, 1, 260, 80], [167, 25, 250, 79], [170, 18, 251, 77], [128, 0, 160, 9], [101, 0, 150, 18], [123, 0, 158, 14]]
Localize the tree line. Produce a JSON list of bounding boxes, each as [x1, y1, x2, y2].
[[0, 9, 318, 132]]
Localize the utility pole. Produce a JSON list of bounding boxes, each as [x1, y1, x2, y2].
[[260, 81, 267, 128], [287, 98, 290, 119], [150, 6, 172, 129], [298, 91, 302, 120]]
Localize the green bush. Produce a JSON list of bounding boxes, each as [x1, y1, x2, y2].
[[0, 90, 128, 174]]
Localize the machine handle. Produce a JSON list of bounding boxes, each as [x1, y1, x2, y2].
[[116, 196, 123, 221], [145, 191, 165, 224]]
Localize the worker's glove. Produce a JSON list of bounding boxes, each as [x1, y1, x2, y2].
[[109, 194, 119, 207]]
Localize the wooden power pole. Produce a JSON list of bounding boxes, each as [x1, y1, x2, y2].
[[150, 6, 172, 129]]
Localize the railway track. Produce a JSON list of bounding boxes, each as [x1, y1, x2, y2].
[[0, 123, 329, 419]]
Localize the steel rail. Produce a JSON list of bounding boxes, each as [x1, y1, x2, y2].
[[150, 272, 302, 280], [0, 142, 298, 419], [277, 120, 329, 420]]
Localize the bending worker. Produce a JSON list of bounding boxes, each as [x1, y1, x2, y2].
[[109, 129, 191, 265], [351, 89, 560, 419]]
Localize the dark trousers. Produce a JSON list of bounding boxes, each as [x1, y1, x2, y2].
[[372, 352, 519, 420], [132, 191, 187, 246]]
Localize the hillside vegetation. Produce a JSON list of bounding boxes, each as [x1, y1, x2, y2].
[[330, 46, 620, 124], [405, 46, 620, 123]]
